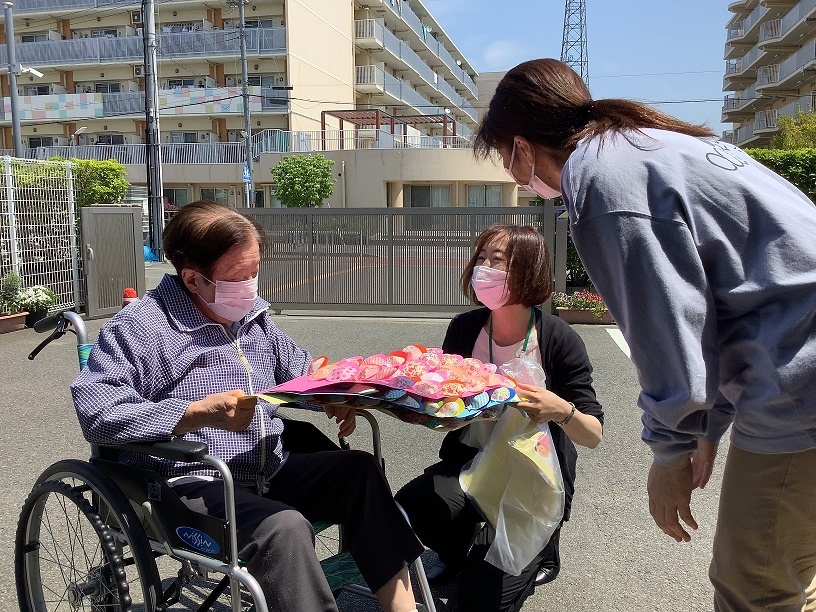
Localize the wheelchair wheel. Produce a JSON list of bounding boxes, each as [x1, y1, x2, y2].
[[18, 460, 162, 612], [16, 480, 131, 611]]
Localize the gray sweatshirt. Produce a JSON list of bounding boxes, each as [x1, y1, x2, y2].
[[563, 128, 816, 465]]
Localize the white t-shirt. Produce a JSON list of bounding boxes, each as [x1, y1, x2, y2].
[[460, 324, 541, 449]]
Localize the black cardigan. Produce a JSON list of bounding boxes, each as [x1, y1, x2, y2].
[[439, 307, 604, 521]]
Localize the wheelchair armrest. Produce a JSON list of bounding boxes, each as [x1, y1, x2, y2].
[[114, 439, 210, 463]]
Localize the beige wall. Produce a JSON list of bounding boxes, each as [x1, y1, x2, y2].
[[475, 71, 505, 122], [285, 0, 355, 131], [254, 148, 517, 208]]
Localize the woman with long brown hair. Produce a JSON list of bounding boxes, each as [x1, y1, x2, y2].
[[475, 58, 816, 611]]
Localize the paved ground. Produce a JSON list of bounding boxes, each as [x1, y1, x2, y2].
[[1, 268, 727, 610]]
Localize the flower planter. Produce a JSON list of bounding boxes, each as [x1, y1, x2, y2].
[[0, 311, 28, 334], [25, 309, 49, 328], [555, 307, 614, 325]]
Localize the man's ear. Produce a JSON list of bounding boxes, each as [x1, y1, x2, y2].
[[180, 268, 200, 294]]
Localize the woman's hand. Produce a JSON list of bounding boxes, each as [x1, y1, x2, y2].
[[175, 390, 257, 434], [515, 383, 573, 424], [324, 403, 356, 438], [515, 383, 603, 449]]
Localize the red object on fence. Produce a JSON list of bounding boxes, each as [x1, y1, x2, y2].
[[122, 287, 139, 309]]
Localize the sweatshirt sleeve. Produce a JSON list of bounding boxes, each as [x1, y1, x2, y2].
[[564, 156, 724, 465]]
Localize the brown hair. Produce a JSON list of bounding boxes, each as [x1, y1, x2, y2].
[[462, 224, 552, 307], [474, 58, 715, 164], [162, 200, 266, 277]]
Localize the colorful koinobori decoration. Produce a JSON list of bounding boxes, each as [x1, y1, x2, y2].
[[257, 345, 522, 431]]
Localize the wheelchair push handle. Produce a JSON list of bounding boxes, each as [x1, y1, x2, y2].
[[28, 310, 91, 370]]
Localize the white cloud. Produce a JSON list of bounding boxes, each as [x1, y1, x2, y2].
[[482, 40, 526, 71]]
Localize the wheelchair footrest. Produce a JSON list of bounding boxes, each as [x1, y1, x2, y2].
[[320, 551, 367, 593]]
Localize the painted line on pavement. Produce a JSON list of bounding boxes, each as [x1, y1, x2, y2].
[[606, 328, 630, 359]]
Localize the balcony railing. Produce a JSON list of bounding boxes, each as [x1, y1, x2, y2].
[[356, 65, 445, 115], [777, 91, 816, 118], [736, 121, 755, 143], [16, 129, 474, 165], [0, 87, 289, 122], [758, 63, 781, 86], [11, 0, 190, 13], [759, 19, 782, 43], [723, 82, 759, 114], [755, 108, 778, 130], [774, 0, 816, 46], [761, 39, 816, 88], [0, 28, 285, 68], [372, 0, 477, 98]]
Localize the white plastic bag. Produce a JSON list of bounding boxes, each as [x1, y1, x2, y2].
[[459, 358, 565, 576]]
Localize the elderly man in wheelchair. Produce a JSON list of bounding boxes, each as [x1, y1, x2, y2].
[[28, 200, 426, 612]]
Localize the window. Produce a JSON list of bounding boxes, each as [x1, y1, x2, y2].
[[467, 184, 502, 207], [21, 34, 47, 43], [94, 82, 121, 93], [169, 132, 199, 144], [91, 29, 118, 38], [247, 75, 278, 87], [96, 134, 125, 145], [25, 85, 50, 96], [200, 188, 230, 205], [28, 137, 54, 148], [405, 184, 451, 208], [245, 19, 275, 29], [254, 189, 265, 208], [167, 78, 196, 89], [163, 188, 188, 208]]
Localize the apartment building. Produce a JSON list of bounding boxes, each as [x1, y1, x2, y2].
[[722, 0, 816, 147], [0, 0, 519, 209]]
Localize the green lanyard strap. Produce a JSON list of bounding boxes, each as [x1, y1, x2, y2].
[[488, 308, 535, 365]]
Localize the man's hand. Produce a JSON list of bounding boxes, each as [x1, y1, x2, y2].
[[175, 390, 257, 435], [324, 403, 356, 438], [647, 454, 698, 543], [690, 438, 718, 490]]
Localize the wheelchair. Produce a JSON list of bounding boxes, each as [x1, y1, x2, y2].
[[15, 310, 437, 612]]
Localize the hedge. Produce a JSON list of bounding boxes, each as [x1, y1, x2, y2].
[[744, 148, 816, 202]]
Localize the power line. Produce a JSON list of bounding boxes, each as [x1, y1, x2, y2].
[[592, 69, 722, 79]]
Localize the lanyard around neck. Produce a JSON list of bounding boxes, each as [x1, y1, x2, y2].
[[488, 308, 535, 365]]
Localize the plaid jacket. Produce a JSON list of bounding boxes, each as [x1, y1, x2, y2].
[[71, 274, 311, 483]]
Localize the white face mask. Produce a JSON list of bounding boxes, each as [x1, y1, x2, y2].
[[199, 273, 258, 322], [505, 140, 561, 200], [471, 265, 510, 310]]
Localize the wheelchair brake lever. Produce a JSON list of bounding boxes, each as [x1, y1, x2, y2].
[[28, 329, 66, 361]]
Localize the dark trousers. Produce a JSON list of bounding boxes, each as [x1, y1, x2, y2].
[[175, 423, 424, 612], [395, 460, 560, 612]]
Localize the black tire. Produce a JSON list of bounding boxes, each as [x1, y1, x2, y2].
[[23, 459, 163, 612], [16, 480, 131, 611]]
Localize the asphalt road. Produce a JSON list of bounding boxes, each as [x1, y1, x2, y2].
[[0, 292, 726, 611]]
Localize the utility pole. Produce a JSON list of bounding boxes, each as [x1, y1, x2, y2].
[[3, 2, 23, 157], [561, 0, 589, 86], [143, 0, 164, 259], [229, 0, 253, 208]]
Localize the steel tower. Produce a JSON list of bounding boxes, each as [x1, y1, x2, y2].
[[561, 0, 589, 86]]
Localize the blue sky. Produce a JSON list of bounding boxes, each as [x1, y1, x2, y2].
[[427, 0, 732, 134]]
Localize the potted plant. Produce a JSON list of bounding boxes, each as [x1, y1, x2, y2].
[[17, 284, 57, 327], [551, 290, 614, 325], [0, 271, 28, 334]]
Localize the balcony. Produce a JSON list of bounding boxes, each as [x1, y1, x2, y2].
[[355, 20, 477, 122], [0, 86, 289, 123], [761, 0, 816, 50], [0, 28, 285, 69], [359, 0, 477, 99], [356, 64, 445, 116], [754, 108, 778, 132], [11, 0, 192, 14], [776, 91, 816, 118], [17, 128, 474, 165], [722, 81, 765, 118], [757, 39, 816, 91]]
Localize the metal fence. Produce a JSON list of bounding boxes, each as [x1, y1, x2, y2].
[[242, 205, 566, 312], [0, 157, 82, 312]]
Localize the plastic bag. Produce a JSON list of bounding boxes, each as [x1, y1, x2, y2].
[[459, 357, 565, 576]]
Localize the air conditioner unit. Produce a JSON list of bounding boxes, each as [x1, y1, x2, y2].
[[131, 10, 142, 25], [133, 65, 144, 78]]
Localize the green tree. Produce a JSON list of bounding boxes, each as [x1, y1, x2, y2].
[[47, 157, 130, 207], [771, 109, 816, 149], [271, 154, 335, 208]]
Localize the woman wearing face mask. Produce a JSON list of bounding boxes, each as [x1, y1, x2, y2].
[[72, 201, 425, 612], [395, 224, 603, 612]]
